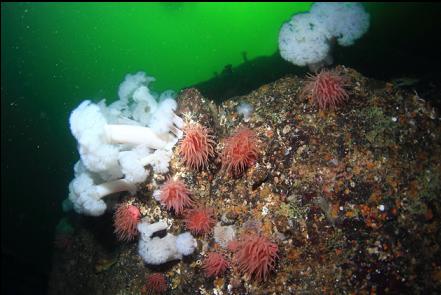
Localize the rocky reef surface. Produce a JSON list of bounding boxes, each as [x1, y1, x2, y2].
[[49, 67, 441, 294]]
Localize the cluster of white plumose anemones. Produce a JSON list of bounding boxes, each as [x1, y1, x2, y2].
[[279, 2, 370, 71], [66, 72, 183, 217], [64, 72, 197, 265]]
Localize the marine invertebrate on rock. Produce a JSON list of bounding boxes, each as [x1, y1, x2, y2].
[[236, 102, 254, 122], [69, 99, 181, 176], [221, 127, 259, 176], [179, 123, 215, 170], [184, 207, 216, 235], [279, 12, 331, 69], [158, 179, 193, 214], [145, 273, 167, 294], [138, 220, 197, 265], [310, 2, 370, 47], [202, 252, 229, 278], [65, 72, 185, 217], [175, 232, 197, 256], [213, 223, 236, 248], [232, 234, 278, 282], [113, 203, 141, 241], [302, 69, 349, 110], [279, 3, 369, 70], [118, 146, 173, 183], [68, 162, 137, 216]]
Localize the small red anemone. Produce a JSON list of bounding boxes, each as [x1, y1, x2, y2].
[[180, 123, 215, 170], [184, 207, 216, 235], [159, 179, 193, 215], [113, 203, 141, 242], [232, 234, 278, 282], [221, 128, 259, 176], [202, 252, 229, 278]]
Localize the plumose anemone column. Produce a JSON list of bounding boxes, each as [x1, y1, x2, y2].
[[68, 171, 137, 216], [104, 124, 169, 147]]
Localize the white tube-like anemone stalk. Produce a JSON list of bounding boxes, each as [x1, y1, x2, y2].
[[104, 124, 168, 148], [68, 170, 137, 216]]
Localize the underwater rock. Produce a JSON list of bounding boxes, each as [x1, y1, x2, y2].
[[49, 67, 441, 294]]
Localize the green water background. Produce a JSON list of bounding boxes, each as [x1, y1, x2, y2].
[[2, 2, 441, 293]]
